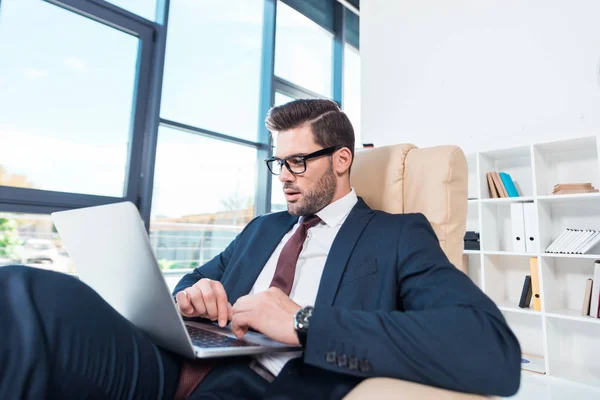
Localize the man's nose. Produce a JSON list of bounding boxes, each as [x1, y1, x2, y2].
[[279, 164, 295, 183]]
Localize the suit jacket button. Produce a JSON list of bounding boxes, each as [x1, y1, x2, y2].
[[348, 356, 359, 370], [359, 359, 371, 373], [337, 354, 348, 368], [326, 351, 337, 364]]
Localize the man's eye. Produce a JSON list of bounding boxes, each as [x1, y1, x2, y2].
[[288, 158, 303, 166]]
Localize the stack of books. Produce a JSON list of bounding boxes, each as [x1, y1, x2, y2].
[[553, 183, 598, 195], [486, 171, 520, 198], [544, 228, 600, 254], [464, 231, 480, 251], [581, 261, 600, 318]]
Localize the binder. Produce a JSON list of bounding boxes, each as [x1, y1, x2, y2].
[[529, 257, 541, 311], [510, 203, 526, 252], [522, 202, 538, 253], [500, 172, 520, 197], [487, 173, 499, 198], [590, 262, 600, 318], [571, 230, 595, 254], [580, 231, 600, 254], [545, 229, 570, 253], [575, 231, 600, 254], [582, 279, 593, 316], [560, 229, 584, 253], [519, 275, 532, 308]]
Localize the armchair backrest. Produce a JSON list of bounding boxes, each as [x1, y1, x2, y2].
[[350, 144, 468, 271]]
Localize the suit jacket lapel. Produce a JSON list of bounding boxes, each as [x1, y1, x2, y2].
[[228, 213, 298, 303], [315, 198, 375, 306]]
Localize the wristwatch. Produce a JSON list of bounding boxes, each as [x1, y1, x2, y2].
[[294, 306, 314, 348]]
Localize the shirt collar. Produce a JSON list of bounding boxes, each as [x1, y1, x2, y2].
[[302, 188, 358, 228]]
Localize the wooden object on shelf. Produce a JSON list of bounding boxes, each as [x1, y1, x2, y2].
[[491, 171, 508, 197], [553, 183, 599, 195], [486, 172, 499, 198], [530, 257, 542, 311]]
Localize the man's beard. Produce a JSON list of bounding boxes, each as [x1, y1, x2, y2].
[[286, 162, 337, 217]]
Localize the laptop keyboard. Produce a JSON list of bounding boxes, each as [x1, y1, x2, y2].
[[186, 325, 256, 348]]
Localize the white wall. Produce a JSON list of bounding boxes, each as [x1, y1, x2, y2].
[[361, 0, 600, 154]]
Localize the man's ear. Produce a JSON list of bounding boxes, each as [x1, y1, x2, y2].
[[334, 147, 353, 174]]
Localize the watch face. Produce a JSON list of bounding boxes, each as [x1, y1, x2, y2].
[[295, 306, 313, 331]]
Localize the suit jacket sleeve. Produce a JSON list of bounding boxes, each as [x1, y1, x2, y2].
[[303, 213, 522, 397], [171, 217, 259, 297]]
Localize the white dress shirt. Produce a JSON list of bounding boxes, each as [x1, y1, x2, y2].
[[250, 188, 358, 376]]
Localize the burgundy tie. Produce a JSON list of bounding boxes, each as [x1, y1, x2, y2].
[[174, 215, 321, 399], [270, 215, 322, 295]]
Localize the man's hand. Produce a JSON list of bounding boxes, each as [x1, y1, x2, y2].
[[175, 279, 233, 327], [231, 287, 302, 345]]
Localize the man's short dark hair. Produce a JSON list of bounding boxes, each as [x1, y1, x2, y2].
[[265, 99, 355, 169]]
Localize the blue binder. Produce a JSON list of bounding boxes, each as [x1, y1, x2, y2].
[[500, 172, 520, 197]]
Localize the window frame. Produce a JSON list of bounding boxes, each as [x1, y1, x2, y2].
[[0, 0, 359, 229]]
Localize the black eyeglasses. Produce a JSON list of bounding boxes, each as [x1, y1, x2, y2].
[[265, 145, 343, 175]]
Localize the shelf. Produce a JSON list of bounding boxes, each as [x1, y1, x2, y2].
[[546, 310, 600, 325], [541, 253, 600, 260], [463, 250, 480, 255], [550, 363, 600, 388], [480, 196, 535, 204], [497, 301, 541, 316], [483, 250, 536, 257], [537, 192, 600, 203], [467, 199, 479, 204]]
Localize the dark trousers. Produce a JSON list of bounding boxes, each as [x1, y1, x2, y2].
[[0, 265, 269, 399]]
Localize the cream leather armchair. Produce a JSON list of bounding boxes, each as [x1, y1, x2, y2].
[[345, 144, 488, 399]]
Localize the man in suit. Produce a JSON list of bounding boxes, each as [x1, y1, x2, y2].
[[0, 99, 521, 399]]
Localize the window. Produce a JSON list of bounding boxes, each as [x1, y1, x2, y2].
[[161, 1, 265, 142], [0, 213, 74, 274], [105, 0, 158, 21], [275, 2, 333, 97], [344, 44, 361, 146], [269, 91, 296, 212], [274, 92, 295, 107], [0, 0, 139, 197], [150, 126, 258, 271]]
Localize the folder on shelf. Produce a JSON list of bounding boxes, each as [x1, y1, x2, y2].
[[571, 230, 595, 254], [545, 229, 600, 254], [579, 231, 600, 254], [545, 229, 571, 253], [486, 172, 499, 198], [492, 172, 508, 198], [500, 172, 520, 197], [522, 202, 538, 253], [510, 203, 526, 252], [560, 229, 586, 253], [529, 257, 541, 311], [519, 275, 532, 308], [590, 261, 600, 318], [582, 279, 593, 316]]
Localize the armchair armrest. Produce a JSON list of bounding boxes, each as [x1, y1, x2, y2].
[[343, 378, 498, 400]]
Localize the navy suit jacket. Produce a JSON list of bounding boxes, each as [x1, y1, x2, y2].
[[174, 198, 521, 399]]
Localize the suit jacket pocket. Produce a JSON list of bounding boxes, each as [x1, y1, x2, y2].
[[340, 258, 379, 287]]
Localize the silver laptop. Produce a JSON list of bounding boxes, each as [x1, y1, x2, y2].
[[51, 201, 300, 359]]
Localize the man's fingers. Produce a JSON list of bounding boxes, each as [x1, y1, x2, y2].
[[227, 303, 233, 321], [175, 290, 195, 316], [187, 286, 208, 317], [212, 282, 229, 327], [197, 283, 218, 320], [231, 313, 249, 339]]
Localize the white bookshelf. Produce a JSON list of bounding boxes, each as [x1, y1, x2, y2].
[[463, 134, 600, 389]]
